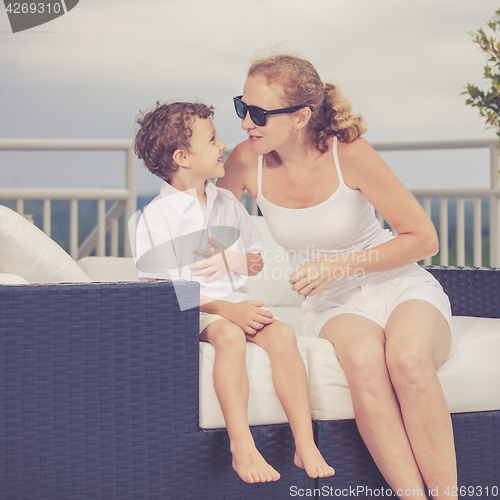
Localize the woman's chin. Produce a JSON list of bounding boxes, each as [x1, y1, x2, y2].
[[247, 137, 267, 156]]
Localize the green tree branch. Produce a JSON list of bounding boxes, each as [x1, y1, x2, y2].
[[464, 9, 500, 143]]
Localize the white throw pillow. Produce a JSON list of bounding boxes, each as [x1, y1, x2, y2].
[[0, 272, 30, 284], [78, 256, 140, 282], [0, 206, 92, 284]]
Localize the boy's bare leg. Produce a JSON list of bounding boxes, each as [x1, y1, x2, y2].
[[200, 319, 280, 483], [247, 321, 335, 479]]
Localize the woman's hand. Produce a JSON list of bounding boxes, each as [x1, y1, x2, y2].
[[289, 257, 350, 296], [220, 300, 274, 335], [190, 237, 246, 282]]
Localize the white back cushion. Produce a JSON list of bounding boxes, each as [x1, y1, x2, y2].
[[247, 215, 304, 307], [78, 256, 140, 282]]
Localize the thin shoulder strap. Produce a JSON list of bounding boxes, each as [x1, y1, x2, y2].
[[257, 155, 263, 198], [332, 136, 346, 187]]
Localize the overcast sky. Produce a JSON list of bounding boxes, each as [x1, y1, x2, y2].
[[1, 0, 499, 194]]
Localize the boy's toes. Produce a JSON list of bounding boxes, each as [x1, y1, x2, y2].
[[232, 444, 280, 484], [294, 447, 335, 479]]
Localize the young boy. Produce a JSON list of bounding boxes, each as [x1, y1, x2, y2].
[[133, 101, 334, 484]]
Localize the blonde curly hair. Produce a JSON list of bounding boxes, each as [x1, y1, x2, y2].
[[248, 54, 366, 151]]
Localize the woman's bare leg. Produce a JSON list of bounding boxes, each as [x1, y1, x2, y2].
[[319, 313, 428, 499], [247, 320, 335, 479], [200, 319, 280, 483], [385, 300, 456, 499]]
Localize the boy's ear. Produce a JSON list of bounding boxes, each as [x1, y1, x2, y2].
[[172, 149, 190, 168]]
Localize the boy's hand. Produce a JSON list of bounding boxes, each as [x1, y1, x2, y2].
[[191, 237, 246, 282], [221, 300, 274, 335]]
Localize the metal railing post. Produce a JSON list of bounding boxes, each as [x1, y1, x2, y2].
[[490, 142, 500, 266], [125, 145, 137, 258]]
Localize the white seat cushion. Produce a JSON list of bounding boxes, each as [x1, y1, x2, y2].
[[304, 315, 500, 421], [0, 272, 30, 284], [199, 336, 309, 429], [438, 316, 500, 413]]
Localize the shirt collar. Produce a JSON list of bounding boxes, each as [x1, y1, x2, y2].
[[205, 179, 218, 206], [159, 179, 219, 215]]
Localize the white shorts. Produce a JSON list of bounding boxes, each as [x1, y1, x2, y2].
[[302, 264, 452, 338], [199, 313, 225, 334]]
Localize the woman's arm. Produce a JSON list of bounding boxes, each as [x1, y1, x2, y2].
[[341, 137, 438, 265], [290, 138, 439, 296]]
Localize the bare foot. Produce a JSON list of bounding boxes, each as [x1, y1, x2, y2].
[[231, 442, 281, 483], [294, 444, 335, 479]]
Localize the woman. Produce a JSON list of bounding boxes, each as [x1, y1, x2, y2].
[[217, 54, 456, 499]]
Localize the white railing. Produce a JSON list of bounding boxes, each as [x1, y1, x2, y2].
[[0, 139, 137, 259], [1, 138, 499, 266], [241, 138, 500, 267]]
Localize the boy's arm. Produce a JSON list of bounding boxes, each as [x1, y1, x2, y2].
[[200, 295, 273, 334], [190, 236, 263, 282]]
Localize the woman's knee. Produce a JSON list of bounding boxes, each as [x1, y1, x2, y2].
[[386, 342, 434, 391]]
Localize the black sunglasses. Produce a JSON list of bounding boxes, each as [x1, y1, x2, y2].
[[233, 95, 313, 127]]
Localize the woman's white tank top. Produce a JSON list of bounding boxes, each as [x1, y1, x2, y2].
[[255, 136, 394, 309]]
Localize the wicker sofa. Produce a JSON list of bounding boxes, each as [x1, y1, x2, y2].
[[1, 206, 500, 499]]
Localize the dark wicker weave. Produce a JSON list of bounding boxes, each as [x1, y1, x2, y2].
[[0, 266, 499, 499], [425, 265, 500, 318]]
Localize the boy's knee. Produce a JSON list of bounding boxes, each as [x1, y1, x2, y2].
[[214, 321, 246, 350], [268, 322, 298, 349]]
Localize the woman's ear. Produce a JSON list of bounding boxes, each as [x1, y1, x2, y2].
[[173, 149, 190, 168], [295, 106, 312, 131]]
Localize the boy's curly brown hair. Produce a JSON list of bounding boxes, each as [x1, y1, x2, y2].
[[134, 101, 214, 182]]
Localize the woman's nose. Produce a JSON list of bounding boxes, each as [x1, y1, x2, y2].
[[241, 112, 254, 131]]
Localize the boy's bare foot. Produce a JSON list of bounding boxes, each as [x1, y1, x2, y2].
[[231, 442, 281, 483], [294, 444, 335, 479]]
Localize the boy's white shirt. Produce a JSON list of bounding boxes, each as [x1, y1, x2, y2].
[[135, 179, 266, 304]]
